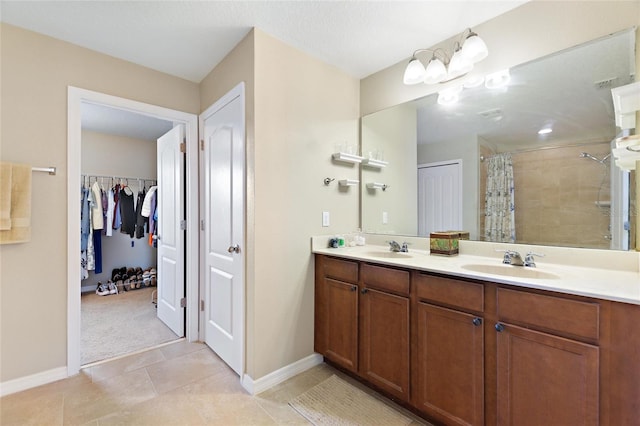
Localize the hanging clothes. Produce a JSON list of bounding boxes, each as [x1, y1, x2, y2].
[[90, 181, 103, 230], [119, 186, 136, 237], [112, 184, 122, 230], [105, 188, 114, 237], [80, 187, 90, 251], [135, 189, 147, 239], [86, 188, 95, 272]]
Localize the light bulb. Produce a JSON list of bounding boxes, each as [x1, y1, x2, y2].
[[485, 69, 511, 89], [424, 57, 447, 84], [437, 86, 462, 105], [403, 57, 426, 85]]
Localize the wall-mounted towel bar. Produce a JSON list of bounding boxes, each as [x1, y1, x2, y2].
[[32, 166, 56, 175]]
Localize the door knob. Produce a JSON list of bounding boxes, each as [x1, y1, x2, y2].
[[227, 244, 240, 254]]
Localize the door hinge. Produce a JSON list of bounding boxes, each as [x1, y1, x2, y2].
[[180, 142, 186, 153], [180, 298, 187, 308], [200, 300, 205, 312], [200, 140, 204, 151], [200, 220, 205, 231], [180, 220, 186, 230]]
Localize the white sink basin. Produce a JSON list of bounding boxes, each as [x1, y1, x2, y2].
[[364, 250, 413, 259], [461, 263, 560, 280]]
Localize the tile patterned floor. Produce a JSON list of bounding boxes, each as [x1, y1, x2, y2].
[[0, 340, 428, 425]]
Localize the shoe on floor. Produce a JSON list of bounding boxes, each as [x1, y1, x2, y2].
[[108, 280, 118, 295], [96, 282, 110, 296]]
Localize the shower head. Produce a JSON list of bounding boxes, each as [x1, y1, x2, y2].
[[580, 152, 610, 164]]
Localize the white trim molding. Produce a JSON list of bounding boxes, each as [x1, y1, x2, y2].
[[0, 367, 68, 397], [241, 353, 323, 395]]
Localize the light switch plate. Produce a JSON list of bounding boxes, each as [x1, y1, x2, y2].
[[322, 211, 330, 227], [382, 211, 388, 224]]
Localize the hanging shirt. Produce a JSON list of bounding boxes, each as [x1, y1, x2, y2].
[[80, 187, 90, 251], [119, 186, 136, 237], [105, 188, 114, 237], [135, 190, 147, 239], [90, 181, 103, 230]]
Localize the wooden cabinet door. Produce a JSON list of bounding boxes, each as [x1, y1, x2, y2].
[[496, 323, 599, 426], [360, 288, 410, 401], [414, 302, 484, 426], [324, 278, 359, 372]]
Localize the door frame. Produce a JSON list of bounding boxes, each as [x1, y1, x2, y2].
[[67, 86, 199, 376]]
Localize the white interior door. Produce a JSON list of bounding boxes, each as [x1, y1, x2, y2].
[[200, 84, 245, 375], [156, 124, 185, 336], [418, 161, 463, 236]]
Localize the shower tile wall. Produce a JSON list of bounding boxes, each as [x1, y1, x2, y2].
[[512, 142, 611, 249]]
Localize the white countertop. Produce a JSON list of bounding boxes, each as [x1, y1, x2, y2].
[[312, 237, 640, 305]]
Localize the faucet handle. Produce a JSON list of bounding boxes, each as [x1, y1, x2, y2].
[[524, 252, 545, 267]]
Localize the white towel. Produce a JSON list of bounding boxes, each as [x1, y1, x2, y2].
[[141, 186, 158, 218]]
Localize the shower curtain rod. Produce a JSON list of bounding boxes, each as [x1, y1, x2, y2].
[[480, 140, 611, 162]]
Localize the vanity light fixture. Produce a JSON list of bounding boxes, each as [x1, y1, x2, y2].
[[403, 28, 488, 85]]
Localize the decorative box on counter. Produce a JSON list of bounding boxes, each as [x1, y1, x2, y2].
[[429, 231, 470, 255]]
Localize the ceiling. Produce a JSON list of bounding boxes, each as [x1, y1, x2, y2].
[[0, 1, 527, 82]]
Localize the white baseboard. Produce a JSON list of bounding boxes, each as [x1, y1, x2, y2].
[[0, 366, 68, 397], [242, 353, 323, 395], [81, 285, 95, 293]]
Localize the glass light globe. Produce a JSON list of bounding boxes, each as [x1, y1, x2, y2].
[[424, 57, 447, 84], [461, 34, 488, 63], [403, 58, 426, 85], [447, 49, 473, 79]]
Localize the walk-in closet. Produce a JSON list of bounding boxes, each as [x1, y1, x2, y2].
[[80, 102, 181, 365]]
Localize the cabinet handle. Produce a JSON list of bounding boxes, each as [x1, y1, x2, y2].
[[472, 317, 482, 326], [361, 288, 369, 294], [495, 323, 505, 332], [350, 285, 357, 292]]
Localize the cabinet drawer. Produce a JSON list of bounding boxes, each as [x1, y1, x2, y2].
[[497, 288, 599, 341], [323, 256, 359, 283], [362, 263, 410, 296], [415, 273, 484, 313]]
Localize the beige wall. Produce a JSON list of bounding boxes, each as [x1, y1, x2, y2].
[[361, 104, 417, 234], [252, 30, 359, 379], [361, 1, 640, 116], [0, 23, 199, 382]]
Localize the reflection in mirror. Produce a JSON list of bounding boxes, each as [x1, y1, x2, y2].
[[361, 28, 637, 250]]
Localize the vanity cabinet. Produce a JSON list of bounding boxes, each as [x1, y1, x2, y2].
[[493, 288, 600, 426], [359, 264, 410, 402], [314, 255, 359, 372], [413, 273, 485, 426], [314, 254, 640, 426]]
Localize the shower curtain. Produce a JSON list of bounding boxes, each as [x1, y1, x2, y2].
[[484, 153, 516, 243]]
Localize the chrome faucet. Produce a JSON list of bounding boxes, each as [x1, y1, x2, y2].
[[524, 252, 544, 268], [502, 250, 524, 266], [388, 241, 409, 253]]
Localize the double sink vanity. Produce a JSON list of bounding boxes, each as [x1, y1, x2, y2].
[[312, 235, 640, 425]]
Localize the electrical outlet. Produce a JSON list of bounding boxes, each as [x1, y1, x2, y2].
[[382, 211, 388, 224], [322, 211, 330, 227]]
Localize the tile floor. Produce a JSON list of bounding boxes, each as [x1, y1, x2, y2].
[[1, 340, 429, 425]]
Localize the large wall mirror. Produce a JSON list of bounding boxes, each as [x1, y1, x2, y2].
[[361, 27, 637, 251]]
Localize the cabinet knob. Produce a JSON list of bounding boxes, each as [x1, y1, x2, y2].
[[495, 323, 505, 332], [361, 288, 369, 294], [350, 285, 357, 292], [472, 317, 482, 326]]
